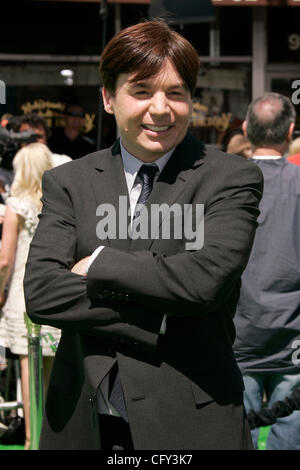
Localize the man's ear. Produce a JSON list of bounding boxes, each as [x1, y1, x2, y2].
[[287, 122, 295, 142], [242, 120, 248, 137], [102, 87, 114, 115]]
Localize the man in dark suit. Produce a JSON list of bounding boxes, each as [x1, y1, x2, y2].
[[24, 20, 263, 450]]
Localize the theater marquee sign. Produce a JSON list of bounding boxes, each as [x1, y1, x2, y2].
[[20, 99, 95, 133], [191, 102, 232, 132]]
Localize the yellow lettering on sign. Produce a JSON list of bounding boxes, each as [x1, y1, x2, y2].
[[191, 102, 232, 132], [20, 99, 95, 133], [21, 100, 65, 114]]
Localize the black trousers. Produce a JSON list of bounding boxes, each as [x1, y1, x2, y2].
[[98, 414, 134, 450]]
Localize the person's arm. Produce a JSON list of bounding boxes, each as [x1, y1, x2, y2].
[[0, 206, 19, 304], [25, 161, 263, 342], [24, 170, 164, 350], [86, 162, 264, 316]]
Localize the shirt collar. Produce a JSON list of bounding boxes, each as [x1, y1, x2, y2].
[[252, 155, 283, 160], [120, 140, 175, 193]]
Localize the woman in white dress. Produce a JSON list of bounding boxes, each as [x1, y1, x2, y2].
[[0, 143, 61, 449]]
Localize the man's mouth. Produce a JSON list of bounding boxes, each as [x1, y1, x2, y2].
[[142, 124, 171, 132]]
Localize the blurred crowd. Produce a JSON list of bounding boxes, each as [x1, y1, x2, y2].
[[0, 92, 299, 450], [0, 105, 96, 449]]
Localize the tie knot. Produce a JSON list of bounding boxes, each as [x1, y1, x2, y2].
[[138, 164, 158, 184], [133, 164, 158, 220]]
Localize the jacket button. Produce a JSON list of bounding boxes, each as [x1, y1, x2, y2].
[[89, 398, 94, 407]]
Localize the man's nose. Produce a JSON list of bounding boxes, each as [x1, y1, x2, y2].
[[149, 93, 170, 116]]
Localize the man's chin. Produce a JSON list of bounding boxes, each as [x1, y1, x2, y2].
[[136, 140, 175, 159]]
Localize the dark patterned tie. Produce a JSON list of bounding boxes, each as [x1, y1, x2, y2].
[[134, 164, 158, 219], [108, 165, 158, 421], [108, 361, 128, 421]]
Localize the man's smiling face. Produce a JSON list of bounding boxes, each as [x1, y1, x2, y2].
[[102, 60, 193, 162]]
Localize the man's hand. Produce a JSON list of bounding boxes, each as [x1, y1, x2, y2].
[[71, 256, 91, 276]]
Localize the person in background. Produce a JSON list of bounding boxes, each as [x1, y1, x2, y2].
[[234, 92, 300, 450], [0, 115, 17, 202], [222, 127, 252, 158], [0, 114, 13, 129], [0, 143, 61, 449], [288, 135, 300, 165], [48, 104, 96, 159], [16, 113, 71, 167], [227, 134, 252, 158], [0, 114, 71, 240], [0, 115, 18, 241]]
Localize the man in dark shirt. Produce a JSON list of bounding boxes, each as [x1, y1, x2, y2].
[[234, 92, 300, 450], [48, 105, 95, 159]]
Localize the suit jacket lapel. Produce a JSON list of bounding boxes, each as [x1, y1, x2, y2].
[[130, 133, 206, 251], [87, 134, 206, 252], [87, 140, 132, 251]]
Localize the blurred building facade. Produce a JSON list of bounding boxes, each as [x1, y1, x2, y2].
[[0, 0, 299, 147]]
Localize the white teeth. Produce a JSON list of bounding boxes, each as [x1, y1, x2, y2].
[[144, 125, 169, 131]]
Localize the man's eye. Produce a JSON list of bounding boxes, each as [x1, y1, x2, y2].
[[169, 91, 183, 97], [135, 90, 148, 96]]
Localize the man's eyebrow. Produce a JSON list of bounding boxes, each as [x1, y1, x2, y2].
[[129, 81, 150, 88], [168, 84, 186, 90], [129, 81, 186, 90]]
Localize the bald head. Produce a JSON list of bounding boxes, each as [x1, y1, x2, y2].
[[245, 92, 295, 148], [252, 95, 284, 123]]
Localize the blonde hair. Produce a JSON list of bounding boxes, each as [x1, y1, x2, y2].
[[10, 143, 53, 208], [289, 137, 300, 157]]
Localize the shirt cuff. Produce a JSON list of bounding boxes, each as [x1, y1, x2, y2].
[[86, 246, 105, 273]]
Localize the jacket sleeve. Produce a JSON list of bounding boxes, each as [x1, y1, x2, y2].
[[23, 170, 164, 349], [87, 162, 264, 316]]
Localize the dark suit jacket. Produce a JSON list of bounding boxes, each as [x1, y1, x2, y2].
[[24, 133, 263, 450]]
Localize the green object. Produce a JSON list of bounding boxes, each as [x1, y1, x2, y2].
[[43, 332, 58, 353], [258, 425, 271, 450], [24, 313, 44, 451], [0, 443, 24, 450]]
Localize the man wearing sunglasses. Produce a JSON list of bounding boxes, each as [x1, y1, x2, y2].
[[49, 104, 95, 159]]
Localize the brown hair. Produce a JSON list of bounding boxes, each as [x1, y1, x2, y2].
[[100, 19, 200, 96]]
